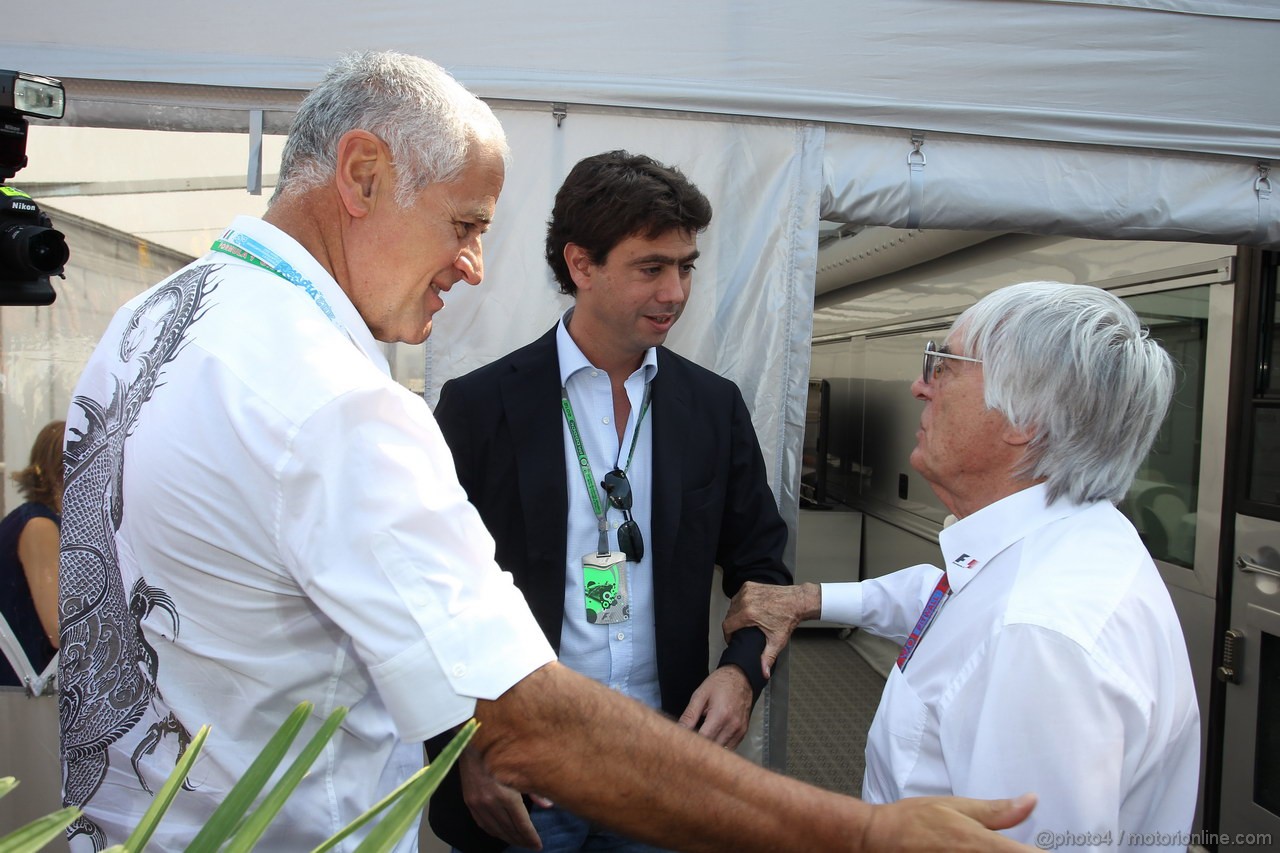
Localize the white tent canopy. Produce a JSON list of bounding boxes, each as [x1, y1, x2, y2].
[[5, 0, 1279, 548], [10, 1, 1279, 157]]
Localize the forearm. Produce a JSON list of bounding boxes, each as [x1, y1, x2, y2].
[[474, 662, 874, 852]]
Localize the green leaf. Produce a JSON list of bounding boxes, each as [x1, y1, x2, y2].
[[220, 705, 349, 853], [185, 701, 315, 853], [307, 765, 432, 853], [120, 725, 210, 852], [351, 720, 478, 853], [0, 778, 16, 800], [0, 807, 81, 853], [307, 719, 476, 853]]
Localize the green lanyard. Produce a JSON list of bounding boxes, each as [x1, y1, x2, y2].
[[560, 382, 651, 554], [209, 230, 349, 338]]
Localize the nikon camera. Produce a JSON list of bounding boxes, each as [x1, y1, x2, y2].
[[0, 186, 67, 306]]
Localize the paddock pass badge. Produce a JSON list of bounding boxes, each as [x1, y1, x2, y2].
[[582, 551, 630, 624]]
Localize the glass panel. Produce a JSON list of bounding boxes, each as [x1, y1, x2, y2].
[[808, 339, 869, 512], [1256, 630, 1280, 816], [1250, 405, 1280, 506], [1117, 286, 1209, 569], [801, 379, 830, 506], [1261, 277, 1280, 398], [1250, 275, 1280, 506]]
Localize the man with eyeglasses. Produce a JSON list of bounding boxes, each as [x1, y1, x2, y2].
[[723, 281, 1200, 850], [428, 150, 795, 853]]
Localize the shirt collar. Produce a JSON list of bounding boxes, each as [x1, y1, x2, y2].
[[219, 215, 390, 375], [555, 306, 659, 387], [938, 482, 1084, 594]]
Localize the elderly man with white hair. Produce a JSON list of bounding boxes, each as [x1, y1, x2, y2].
[[726, 281, 1200, 851]]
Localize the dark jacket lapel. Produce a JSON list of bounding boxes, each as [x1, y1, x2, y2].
[[650, 348, 689, 591], [499, 326, 570, 644]]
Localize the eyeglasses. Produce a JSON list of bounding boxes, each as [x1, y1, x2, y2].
[[601, 468, 644, 563], [922, 340, 983, 385]]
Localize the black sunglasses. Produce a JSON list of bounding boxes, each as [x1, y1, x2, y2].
[[601, 468, 644, 563]]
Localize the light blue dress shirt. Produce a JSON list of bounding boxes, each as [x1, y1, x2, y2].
[[555, 309, 662, 709]]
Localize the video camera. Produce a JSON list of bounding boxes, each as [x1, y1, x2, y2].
[[1, 70, 68, 306]]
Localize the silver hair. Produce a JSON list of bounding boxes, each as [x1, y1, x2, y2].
[[954, 281, 1175, 505], [271, 50, 509, 207]]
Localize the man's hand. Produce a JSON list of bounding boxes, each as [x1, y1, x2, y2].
[[677, 665, 753, 749], [862, 793, 1038, 852], [723, 581, 821, 679], [457, 745, 544, 850]]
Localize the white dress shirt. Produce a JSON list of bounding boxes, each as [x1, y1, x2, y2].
[[63, 215, 554, 851], [555, 311, 662, 709], [821, 484, 1199, 852]]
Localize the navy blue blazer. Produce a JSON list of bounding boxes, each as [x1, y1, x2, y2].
[[426, 325, 791, 851]]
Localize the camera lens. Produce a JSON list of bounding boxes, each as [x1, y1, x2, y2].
[[27, 228, 70, 271], [1, 223, 69, 277]]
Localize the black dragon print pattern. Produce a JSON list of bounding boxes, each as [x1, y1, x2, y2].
[[58, 264, 218, 850]]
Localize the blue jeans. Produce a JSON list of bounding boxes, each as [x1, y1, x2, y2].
[[500, 804, 674, 853]]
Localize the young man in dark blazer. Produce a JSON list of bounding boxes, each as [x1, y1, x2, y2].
[[428, 150, 793, 852]]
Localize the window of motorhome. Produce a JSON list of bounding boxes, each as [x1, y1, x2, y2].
[[1116, 286, 1210, 569], [1247, 267, 1280, 508]]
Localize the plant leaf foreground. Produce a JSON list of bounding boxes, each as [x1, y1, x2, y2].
[[0, 704, 478, 853]]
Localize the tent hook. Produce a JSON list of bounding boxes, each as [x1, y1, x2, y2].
[[906, 132, 927, 230]]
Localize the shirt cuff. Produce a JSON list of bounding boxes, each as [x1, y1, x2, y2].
[[819, 582, 864, 625]]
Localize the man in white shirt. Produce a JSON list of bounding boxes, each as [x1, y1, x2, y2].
[[725, 281, 1201, 852], [58, 50, 1039, 853]]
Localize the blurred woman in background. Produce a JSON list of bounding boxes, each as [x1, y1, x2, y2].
[[1, 420, 64, 687]]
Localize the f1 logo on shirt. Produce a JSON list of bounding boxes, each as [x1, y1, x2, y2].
[[952, 553, 979, 569]]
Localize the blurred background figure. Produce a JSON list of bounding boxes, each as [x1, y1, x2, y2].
[[1, 419, 65, 689]]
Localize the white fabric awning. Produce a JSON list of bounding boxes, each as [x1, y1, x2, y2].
[[8, 0, 1279, 160]]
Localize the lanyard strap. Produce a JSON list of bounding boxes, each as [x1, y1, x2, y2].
[[210, 230, 349, 337], [896, 572, 951, 671], [561, 382, 651, 553]]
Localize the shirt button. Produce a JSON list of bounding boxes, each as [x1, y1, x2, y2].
[[590, 370, 599, 377], [602, 416, 610, 425], [616, 632, 625, 641], [452, 663, 467, 678]]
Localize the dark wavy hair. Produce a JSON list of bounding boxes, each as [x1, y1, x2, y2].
[[545, 150, 712, 296], [11, 420, 65, 507]]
